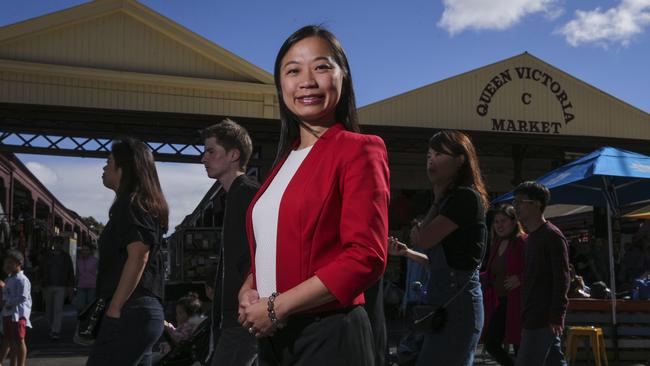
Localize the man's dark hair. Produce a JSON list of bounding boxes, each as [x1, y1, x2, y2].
[[6, 249, 24, 267], [200, 119, 253, 171], [513, 181, 551, 212]]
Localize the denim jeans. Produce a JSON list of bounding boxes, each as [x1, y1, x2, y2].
[[416, 243, 483, 366], [515, 327, 567, 366], [415, 269, 483, 366], [86, 296, 164, 366]]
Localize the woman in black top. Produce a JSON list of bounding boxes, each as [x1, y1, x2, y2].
[[413, 130, 489, 366], [87, 138, 168, 366]]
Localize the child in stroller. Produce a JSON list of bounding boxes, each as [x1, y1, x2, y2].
[[154, 292, 208, 366]]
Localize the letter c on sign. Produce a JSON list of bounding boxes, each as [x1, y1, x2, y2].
[[521, 93, 532, 105]]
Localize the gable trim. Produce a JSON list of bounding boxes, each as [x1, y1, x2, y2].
[[0, 58, 277, 94], [0, 0, 274, 85]]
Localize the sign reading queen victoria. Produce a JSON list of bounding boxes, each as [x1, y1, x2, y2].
[[358, 53, 648, 141], [475, 66, 575, 135]]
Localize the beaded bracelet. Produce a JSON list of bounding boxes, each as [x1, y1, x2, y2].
[[268, 292, 280, 325]]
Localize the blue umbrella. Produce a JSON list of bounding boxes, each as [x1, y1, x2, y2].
[[493, 146, 650, 343], [493, 146, 650, 209]]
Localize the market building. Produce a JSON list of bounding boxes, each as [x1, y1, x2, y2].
[[358, 51, 650, 196], [0, 0, 282, 302], [4, 0, 650, 226]]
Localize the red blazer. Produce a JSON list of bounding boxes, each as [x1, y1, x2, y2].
[[481, 235, 526, 345], [246, 123, 390, 310]]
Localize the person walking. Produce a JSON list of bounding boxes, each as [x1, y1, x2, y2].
[[410, 130, 489, 366], [0, 250, 31, 366], [200, 119, 260, 366], [40, 238, 74, 340], [481, 204, 525, 366], [86, 137, 168, 366], [513, 181, 569, 366], [75, 244, 98, 312]]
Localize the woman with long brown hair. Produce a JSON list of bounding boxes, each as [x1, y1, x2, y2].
[[481, 204, 526, 366], [410, 130, 489, 366], [87, 137, 168, 366]]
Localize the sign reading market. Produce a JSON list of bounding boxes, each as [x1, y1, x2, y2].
[[475, 66, 575, 134]]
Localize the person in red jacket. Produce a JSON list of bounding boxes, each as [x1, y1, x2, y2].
[[237, 25, 390, 366], [481, 204, 526, 366]]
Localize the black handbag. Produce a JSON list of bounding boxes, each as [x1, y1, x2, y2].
[[73, 297, 108, 346], [412, 305, 448, 332]]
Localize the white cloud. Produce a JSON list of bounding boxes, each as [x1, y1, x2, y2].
[[17, 155, 215, 233], [23, 157, 113, 224], [558, 0, 650, 47], [438, 0, 559, 35], [25, 162, 59, 186], [156, 162, 215, 231]]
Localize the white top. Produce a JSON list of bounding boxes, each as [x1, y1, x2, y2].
[[253, 145, 313, 298], [2, 270, 32, 328]]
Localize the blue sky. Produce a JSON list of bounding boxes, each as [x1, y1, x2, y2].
[[2, 0, 650, 228]]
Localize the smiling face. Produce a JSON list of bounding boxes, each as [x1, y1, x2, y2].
[[279, 36, 343, 126], [492, 212, 517, 239]]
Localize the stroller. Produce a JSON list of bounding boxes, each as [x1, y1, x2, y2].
[[155, 316, 211, 366]]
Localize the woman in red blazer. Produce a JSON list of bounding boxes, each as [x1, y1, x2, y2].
[[237, 25, 390, 366], [481, 204, 526, 366]]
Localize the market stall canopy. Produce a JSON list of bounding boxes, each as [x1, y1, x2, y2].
[[492, 146, 650, 331], [544, 204, 592, 218], [493, 147, 650, 209]]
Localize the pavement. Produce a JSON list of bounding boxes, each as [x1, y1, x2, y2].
[[23, 305, 89, 366], [11, 305, 644, 366]]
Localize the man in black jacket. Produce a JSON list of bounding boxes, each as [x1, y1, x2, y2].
[[200, 119, 260, 366], [40, 237, 75, 340]]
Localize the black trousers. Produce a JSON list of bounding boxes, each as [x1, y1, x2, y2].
[[364, 278, 387, 366], [485, 297, 515, 366], [258, 306, 375, 366]]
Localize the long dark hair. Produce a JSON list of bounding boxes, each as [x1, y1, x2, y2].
[[111, 137, 169, 231], [429, 130, 489, 209], [273, 25, 359, 162]]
